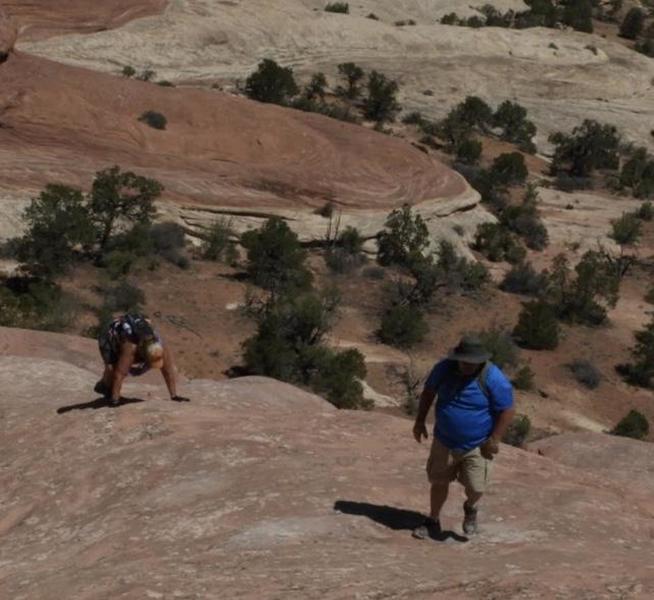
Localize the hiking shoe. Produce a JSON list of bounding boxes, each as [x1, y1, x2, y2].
[[412, 517, 441, 540], [94, 380, 110, 397], [462, 502, 478, 535]]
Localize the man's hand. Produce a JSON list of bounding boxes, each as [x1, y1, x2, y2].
[[480, 436, 500, 460], [413, 420, 428, 443]]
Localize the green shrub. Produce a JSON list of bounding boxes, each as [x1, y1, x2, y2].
[[377, 205, 429, 269], [245, 59, 299, 105], [610, 211, 642, 248], [561, 0, 593, 33], [618, 315, 654, 389], [14, 184, 96, 277], [325, 2, 349, 13], [549, 120, 620, 177], [514, 300, 559, 350], [241, 218, 312, 293], [490, 152, 528, 186], [90, 166, 163, 251], [122, 65, 136, 77], [402, 111, 424, 125], [501, 262, 548, 296], [455, 139, 482, 165], [546, 252, 619, 326], [637, 201, 653, 221], [474, 222, 526, 264], [378, 304, 428, 348], [512, 365, 535, 390], [242, 289, 370, 409], [438, 96, 493, 149], [635, 37, 654, 58], [477, 327, 520, 369], [645, 286, 654, 305], [203, 218, 238, 264], [304, 72, 328, 101], [308, 347, 370, 409], [101, 280, 146, 314], [138, 110, 167, 130], [336, 62, 364, 99], [568, 359, 601, 389], [492, 100, 537, 153], [619, 148, 654, 199], [500, 186, 548, 250], [440, 13, 460, 25], [363, 71, 401, 123], [611, 410, 649, 440], [435, 240, 489, 293], [502, 414, 531, 446], [104, 250, 138, 279], [0, 277, 79, 332], [325, 226, 366, 273], [619, 7, 645, 39]]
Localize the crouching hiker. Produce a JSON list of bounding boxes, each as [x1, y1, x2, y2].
[[95, 313, 189, 406], [412, 335, 514, 538]]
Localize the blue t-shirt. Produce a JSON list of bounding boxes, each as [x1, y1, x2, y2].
[[424, 359, 513, 452]]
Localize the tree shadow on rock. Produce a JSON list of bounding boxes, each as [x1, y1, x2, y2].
[[56, 396, 144, 414], [334, 500, 468, 543]]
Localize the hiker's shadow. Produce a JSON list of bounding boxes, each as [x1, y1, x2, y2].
[[56, 396, 144, 414], [334, 500, 468, 543]]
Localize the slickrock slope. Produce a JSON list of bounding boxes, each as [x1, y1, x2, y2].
[[0, 5, 16, 56], [3, 0, 167, 41], [0, 330, 653, 599], [17, 0, 654, 153], [0, 38, 480, 250]]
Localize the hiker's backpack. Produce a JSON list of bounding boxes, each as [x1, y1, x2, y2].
[[122, 313, 155, 343]]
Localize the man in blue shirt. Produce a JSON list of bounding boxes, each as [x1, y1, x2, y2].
[[412, 335, 515, 538]]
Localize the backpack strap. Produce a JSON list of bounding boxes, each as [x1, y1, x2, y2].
[[476, 361, 492, 401]]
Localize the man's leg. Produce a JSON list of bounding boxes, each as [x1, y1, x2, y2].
[[430, 481, 450, 521], [464, 490, 483, 509], [459, 449, 492, 534], [413, 438, 456, 540]]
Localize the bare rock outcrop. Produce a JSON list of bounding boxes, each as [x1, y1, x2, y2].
[[0, 330, 653, 599], [3, 0, 167, 41], [17, 1, 654, 153], [0, 50, 482, 255], [0, 6, 17, 60]]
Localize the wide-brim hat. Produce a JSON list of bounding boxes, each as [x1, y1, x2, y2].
[[447, 335, 491, 364]]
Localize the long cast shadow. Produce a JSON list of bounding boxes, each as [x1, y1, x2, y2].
[[334, 500, 468, 543], [57, 396, 144, 414]]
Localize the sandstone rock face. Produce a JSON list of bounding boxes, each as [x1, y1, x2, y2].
[[0, 6, 17, 58], [3, 0, 167, 40], [0, 49, 483, 255], [0, 330, 653, 599], [17, 1, 654, 153]]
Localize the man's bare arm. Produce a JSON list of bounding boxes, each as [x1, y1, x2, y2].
[[480, 407, 516, 458], [161, 345, 178, 398], [491, 407, 516, 442], [413, 388, 436, 443]]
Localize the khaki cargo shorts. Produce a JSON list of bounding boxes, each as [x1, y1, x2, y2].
[[426, 436, 492, 494]]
